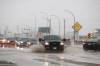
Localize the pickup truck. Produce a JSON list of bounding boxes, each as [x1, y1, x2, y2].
[[39, 35, 65, 51]]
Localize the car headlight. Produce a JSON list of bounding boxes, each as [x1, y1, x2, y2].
[[60, 42, 64, 45], [45, 42, 49, 45]]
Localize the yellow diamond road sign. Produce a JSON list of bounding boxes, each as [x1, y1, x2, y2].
[[72, 22, 82, 32]]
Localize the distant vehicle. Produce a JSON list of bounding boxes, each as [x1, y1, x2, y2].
[[29, 39, 37, 45], [39, 35, 65, 51], [16, 39, 37, 48], [16, 40, 27, 47], [0, 39, 16, 48], [83, 39, 100, 50]]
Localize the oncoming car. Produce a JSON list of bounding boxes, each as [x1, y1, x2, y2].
[[83, 39, 100, 51], [16, 39, 37, 48], [39, 35, 65, 51]]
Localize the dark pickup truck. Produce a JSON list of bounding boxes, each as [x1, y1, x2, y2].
[[39, 35, 65, 51]]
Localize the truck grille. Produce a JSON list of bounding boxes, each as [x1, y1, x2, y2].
[[49, 42, 60, 46]]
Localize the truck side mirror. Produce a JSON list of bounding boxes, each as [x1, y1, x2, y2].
[[62, 38, 66, 42]]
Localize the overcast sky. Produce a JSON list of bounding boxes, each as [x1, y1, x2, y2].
[[0, 0, 100, 35]]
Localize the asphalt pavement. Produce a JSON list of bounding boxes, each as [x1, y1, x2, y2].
[[0, 44, 100, 66]]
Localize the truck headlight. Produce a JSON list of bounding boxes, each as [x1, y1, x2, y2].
[[45, 42, 49, 45], [60, 42, 64, 45], [20, 41, 23, 43]]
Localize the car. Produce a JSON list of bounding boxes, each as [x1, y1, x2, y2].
[[16, 38, 38, 48], [83, 39, 100, 50], [39, 35, 65, 51], [27, 39, 37, 45], [16, 40, 28, 47], [0, 38, 16, 48]]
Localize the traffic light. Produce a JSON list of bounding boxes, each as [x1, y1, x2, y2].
[[88, 33, 91, 38]]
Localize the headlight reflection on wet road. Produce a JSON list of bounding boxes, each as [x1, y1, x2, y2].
[[44, 54, 49, 66], [43, 53, 65, 66], [59, 54, 64, 66], [16, 47, 23, 50]]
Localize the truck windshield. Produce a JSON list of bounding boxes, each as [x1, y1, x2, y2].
[[44, 35, 61, 41]]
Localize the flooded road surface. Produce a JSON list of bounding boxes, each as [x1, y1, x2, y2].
[[0, 45, 100, 66]]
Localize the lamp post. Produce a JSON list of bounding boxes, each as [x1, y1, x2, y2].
[[49, 15, 60, 35], [40, 12, 51, 34], [64, 19, 66, 39], [47, 16, 51, 34], [40, 12, 60, 35], [64, 9, 76, 44]]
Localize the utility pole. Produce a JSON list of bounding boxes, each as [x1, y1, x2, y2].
[[40, 12, 60, 35], [49, 15, 60, 35], [47, 17, 51, 34], [49, 18, 51, 34], [64, 9, 76, 45], [40, 12, 51, 35], [16, 25, 20, 40], [33, 16, 37, 38], [64, 19, 66, 38]]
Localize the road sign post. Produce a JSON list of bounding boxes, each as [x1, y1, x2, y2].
[[72, 22, 82, 32], [72, 22, 82, 43]]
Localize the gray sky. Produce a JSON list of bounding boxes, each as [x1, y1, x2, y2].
[[0, 0, 100, 35]]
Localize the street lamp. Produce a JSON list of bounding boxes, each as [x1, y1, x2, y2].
[[40, 12, 60, 35], [49, 15, 60, 35], [40, 12, 51, 34], [64, 9, 76, 44]]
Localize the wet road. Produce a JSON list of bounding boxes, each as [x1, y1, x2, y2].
[[0, 45, 100, 66]]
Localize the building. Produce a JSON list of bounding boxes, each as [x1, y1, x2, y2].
[[94, 29, 100, 39]]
